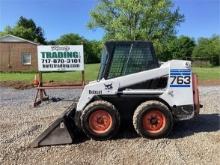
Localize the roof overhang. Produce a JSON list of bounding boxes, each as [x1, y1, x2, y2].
[[0, 34, 39, 45]]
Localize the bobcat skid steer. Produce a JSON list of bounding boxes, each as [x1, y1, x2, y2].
[[31, 41, 202, 147]]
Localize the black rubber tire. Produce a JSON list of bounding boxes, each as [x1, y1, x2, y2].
[[80, 100, 120, 140], [133, 100, 173, 139]]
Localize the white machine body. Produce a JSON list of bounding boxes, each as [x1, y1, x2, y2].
[[77, 60, 195, 120]]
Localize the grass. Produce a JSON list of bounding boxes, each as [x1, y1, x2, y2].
[[192, 67, 220, 80], [0, 64, 219, 82], [0, 64, 100, 82]]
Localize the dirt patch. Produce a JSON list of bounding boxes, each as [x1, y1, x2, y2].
[[199, 79, 220, 86], [0, 81, 86, 90], [0, 81, 34, 89], [1, 79, 219, 89]]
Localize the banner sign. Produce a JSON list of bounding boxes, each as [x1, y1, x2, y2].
[[37, 45, 84, 71]]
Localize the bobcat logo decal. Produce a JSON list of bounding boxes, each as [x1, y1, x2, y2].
[[104, 83, 113, 90]]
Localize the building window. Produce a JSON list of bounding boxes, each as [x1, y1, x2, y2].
[[21, 53, 31, 65]]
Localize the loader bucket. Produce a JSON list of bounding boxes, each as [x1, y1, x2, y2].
[[30, 103, 77, 147]]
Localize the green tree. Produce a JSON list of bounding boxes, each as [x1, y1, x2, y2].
[[0, 16, 45, 44], [170, 36, 195, 59], [192, 35, 220, 66], [88, 0, 184, 43], [155, 36, 195, 61], [0, 26, 12, 36], [56, 33, 86, 45], [155, 36, 175, 61], [46, 40, 56, 45], [86, 40, 103, 63], [56, 33, 102, 63]]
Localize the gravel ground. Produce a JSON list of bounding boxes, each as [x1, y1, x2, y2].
[[0, 86, 219, 165]]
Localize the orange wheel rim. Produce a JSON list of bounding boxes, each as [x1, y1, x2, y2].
[[142, 110, 166, 133], [89, 110, 113, 134]]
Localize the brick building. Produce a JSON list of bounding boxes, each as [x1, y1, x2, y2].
[[0, 35, 39, 71]]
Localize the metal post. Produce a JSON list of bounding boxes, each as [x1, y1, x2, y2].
[[81, 70, 85, 86], [80, 41, 85, 86], [38, 72, 42, 86], [38, 72, 43, 100]]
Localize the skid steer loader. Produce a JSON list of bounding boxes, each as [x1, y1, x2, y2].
[[31, 41, 201, 147]]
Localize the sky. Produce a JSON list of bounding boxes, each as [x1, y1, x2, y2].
[[0, 0, 219, 41]]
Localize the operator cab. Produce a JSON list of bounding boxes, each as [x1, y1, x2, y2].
[[98, 41, 159, 80]]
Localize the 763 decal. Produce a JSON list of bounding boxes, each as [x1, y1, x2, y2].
[[170, 69, 191, 87]]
